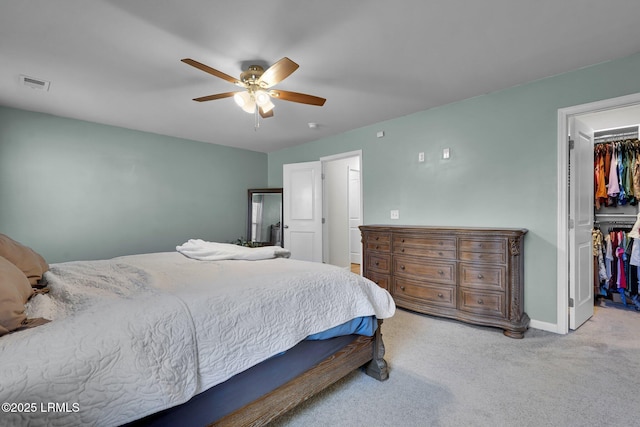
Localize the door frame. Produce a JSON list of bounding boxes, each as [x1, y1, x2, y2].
[[320, 150, 363, 269], [556, 92, 640, 334]]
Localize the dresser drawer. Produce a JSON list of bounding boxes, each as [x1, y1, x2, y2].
[[393, 256, 456, 285], [459, 239, 506, 263], [365, 271, 390, 290], [459, 289, 506, 318], [364, 232, 391, 252], [365, 253, 391, 273], [394, 245, 456, 260], [459, 251, 506, 264], [459, 239, 505, 253], [460, 264, 506, 291], [393, 277, 456, 308], [393, 235, 455, 250]]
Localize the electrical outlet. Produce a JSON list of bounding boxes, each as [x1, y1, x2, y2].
[[390, 210, 400, 220], [442, 148, 450, 159], [418, 152, 425, 162]]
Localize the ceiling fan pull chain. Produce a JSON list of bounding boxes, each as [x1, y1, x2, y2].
[[254, 105, 260, 131]]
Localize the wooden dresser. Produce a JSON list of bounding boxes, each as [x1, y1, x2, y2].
[[360, 225, 529, 338]]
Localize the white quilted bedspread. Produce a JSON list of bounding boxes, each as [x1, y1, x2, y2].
[[0, 252, 395, 427]]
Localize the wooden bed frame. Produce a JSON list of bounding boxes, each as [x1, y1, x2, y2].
[[213, 320, 388, 427]]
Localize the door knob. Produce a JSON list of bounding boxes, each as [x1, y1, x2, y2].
[[283, 225, 289, 229]]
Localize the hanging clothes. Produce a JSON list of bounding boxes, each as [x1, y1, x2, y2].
[[595, 147, 607, 209], [625, 145, 635, 204], [629, 212, 640, 239], [605, 233, 613, 288], [593, 228, 607, 283], [596, 226, 640, 310], [633, 150, 640, 198], [595, 139, 640, 208], [616, 243, 627, 289], [617, 144, 628, 205]]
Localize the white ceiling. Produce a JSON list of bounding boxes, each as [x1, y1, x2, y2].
[[2, 1, 640, 153]]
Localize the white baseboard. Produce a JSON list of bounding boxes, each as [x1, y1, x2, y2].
[[529, 318, 565, 334]]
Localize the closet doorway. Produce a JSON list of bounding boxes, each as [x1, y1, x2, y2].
[[321, 151, 363, 271], [558, 93, 640, 334]]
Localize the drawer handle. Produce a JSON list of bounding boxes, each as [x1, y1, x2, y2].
[[375, 261, 379, 266], [437, 293, 443, 298], [477, 274, 484, 279], [401, 239, 405, 243], [401, 248, 405, 252], [400, 286, 406, 291], [477, 299, 484, 305], [400, 265, 406, 270], [438, 270, 443, 275], [438, 252, 443, 256], [375, 245, 380, 250], [375, 236, 379, 241]]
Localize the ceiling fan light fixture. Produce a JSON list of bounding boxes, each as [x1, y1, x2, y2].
[[254, 90, 270, 106], [234, 91, 256, 113], [241, 100, 256, 114], [254, 89, 274, 113], [260, 98, 275, 113]]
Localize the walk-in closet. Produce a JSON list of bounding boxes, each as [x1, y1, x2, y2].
[[590, 119, 640, 312]]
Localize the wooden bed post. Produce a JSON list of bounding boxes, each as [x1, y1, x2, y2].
[[365, 319, 389, 381]]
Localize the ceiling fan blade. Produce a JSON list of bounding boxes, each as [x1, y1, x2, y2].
[[270, 89, 326, 106], [258, 57, 299, 88], [193, 91, 238, 102], [181, 58, 243, 86], [259, 107, 274, 118]]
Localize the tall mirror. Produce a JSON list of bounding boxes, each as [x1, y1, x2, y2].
[[247, 188, 283, 247]]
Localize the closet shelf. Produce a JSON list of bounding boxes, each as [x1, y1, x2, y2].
[[594, 213, 638, 218]]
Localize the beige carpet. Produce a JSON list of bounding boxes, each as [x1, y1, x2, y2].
[[271, 301, 640, 427]]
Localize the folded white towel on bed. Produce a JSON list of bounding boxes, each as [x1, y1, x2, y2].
[[177, 239, 291, 261]]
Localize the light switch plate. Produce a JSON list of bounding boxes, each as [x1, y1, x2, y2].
[[390, 210, 400, 219]]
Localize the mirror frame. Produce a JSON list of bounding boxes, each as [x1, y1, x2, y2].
[[247, 188, 283, 247]]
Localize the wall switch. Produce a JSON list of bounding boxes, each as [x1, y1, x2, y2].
[[418, 152, 425, 162], [377, 130, 385, 138], [442, 148, 450, 159], [390, 209, 400, 220]]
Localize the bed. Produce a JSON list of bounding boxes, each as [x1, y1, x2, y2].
[[0, 237, 395, 427]]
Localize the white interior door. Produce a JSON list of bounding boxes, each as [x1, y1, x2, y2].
[[323, 160, 350, 268], [569, 117, 595, 329], [348, 167, 362, 265], [283, 161, 323, 262]]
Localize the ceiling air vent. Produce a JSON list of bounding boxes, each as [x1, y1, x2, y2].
[[20, 75, 50, 91]]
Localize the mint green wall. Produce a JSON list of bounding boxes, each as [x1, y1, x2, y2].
[[268, 52, 640, 325], [0, 107, 267, 263]]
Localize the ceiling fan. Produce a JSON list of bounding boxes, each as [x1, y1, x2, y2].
[[181, 57, 326, 118]]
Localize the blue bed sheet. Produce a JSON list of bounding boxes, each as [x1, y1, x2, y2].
[[305, 315, 377, 340]]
